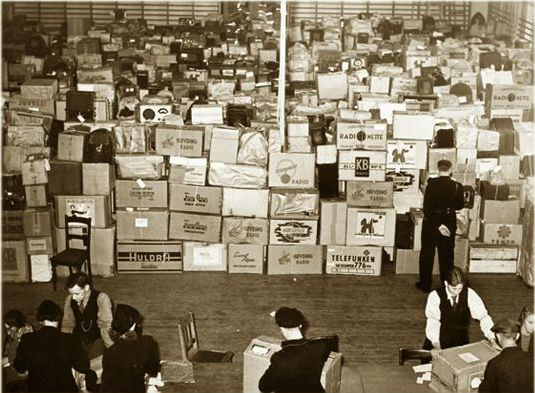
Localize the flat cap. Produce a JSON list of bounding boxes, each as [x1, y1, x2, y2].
[[437, 159, 452, 171], [275, 307, 304, 328], [491, 318, 520, 334]]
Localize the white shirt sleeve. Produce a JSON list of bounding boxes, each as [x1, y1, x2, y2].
[[425, 291, 442, 345], [467, 288, 495, 341]]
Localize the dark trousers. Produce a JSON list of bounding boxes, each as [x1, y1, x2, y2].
[[418, 220, 455, 290]]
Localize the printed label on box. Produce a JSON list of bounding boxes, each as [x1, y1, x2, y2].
[[355, 211, 386, 238], [135, 218, 148, 228], [65, 198, 95, 220]]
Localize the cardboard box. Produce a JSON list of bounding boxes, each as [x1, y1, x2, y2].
[[346, 181, 393, 207], [338, 150, 387, 181], [498, 155, 520, 180], [48, 160, 82, 195], [386, 169, 420, 194], [346, 207, 396, 246], [319, 200, 347, 245], [55, 225, 116, 277], [222, 188, 269, 218], [182, 242, 227, 271], [392, 112, 435, 140], [115, 180, 168, 208], [116, 240, 182, 273], [21, 78, 58, 99], [267, 245, 323, 275], [484, 84, 533, 115], [54, 195, 112, 228], [2, 240, 29, 282], [23, 208, 53, 237], [480, 199, 520, 224], [270, 188, 319, 219], [169, 212, 221, 242], [228, 244, 264, 274], [480, 223, 523, 246], [243, 336, 341, 393], [210, 126, 240, 163], [82, 163, 115, 195], [30, 255, 52, 282], [469, 258, 517, 273], [190, 105, 224, 125], [470, 244, 518, 260], [317, 72, 348, 100], [208, 162, 268, 189], [57, 131, 87, 162], [369, 75, 390, 94], [155, 126, 203, 157], [25, 185, 48, 207], [9, 96, 55, 115], [430, 341, 499, 393], [6, 125, 46, 147], [114, 154, 164, 179], [395, 248, 439, 274], [168, 157, 207, 185], [169, 184, 222, 214], [21, 158, 48, 186], [2, 210, 24, 240], [428, 148, 457, 173], [222, 217, 269, 244], [2, 146, 50, 174], [116, 209, 169, 241], [456, 149, 477, 172], [269, 219, 318, 245], [326, 246, 382, 275], [269, 153, 315, 188], [336, 122, 387, 151], [386, 140, 427, 170], [26, 236, 54, 256]]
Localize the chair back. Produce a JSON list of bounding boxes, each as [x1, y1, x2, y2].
[[398, 348, 432, 365], [178, 312, 199, 361], [64, 215, 91, 249]]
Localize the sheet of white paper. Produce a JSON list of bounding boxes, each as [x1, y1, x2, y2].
[[423, 372, 432, 381], [459, 352, 480, 363], [412, 363, 432, 373]]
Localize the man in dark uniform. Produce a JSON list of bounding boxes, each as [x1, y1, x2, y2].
[[416, 159, 464, 293], [61, 273, 113, 361], [424, 267, 497, 353], [14, 300, 97, 392], [259, 307, 331, 393], [479, 318, 534, 393]]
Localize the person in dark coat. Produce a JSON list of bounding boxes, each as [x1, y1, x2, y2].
[[424, 267, 497, 353], [13, 300, 97, 393], [479, 318, 534, 393], [416, 159, 464, 293], [518, 304, 534, 354], [101, 304, 160, 393], [259, 307, 331, 393]]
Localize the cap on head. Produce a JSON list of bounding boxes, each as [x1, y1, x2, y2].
[[112, 304, 141, 334], [491, 318, 520, 334], [437, 159, 452, 172], [275, 307, 304, 328]]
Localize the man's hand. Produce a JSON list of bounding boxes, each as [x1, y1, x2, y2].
[[489, 338, 501, 351], [438, 225, 451, 237], [430, 342, 442, 359]]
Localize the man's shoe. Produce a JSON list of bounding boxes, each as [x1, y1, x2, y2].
[[415, 281, 431, 293]]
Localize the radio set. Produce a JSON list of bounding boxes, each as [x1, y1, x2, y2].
[[138, 95, 173, 123], [66, 90, 96, 122]]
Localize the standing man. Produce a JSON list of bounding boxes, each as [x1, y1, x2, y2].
[[14, 300, 97, 392], [259, 307, 331, 393], [424, 267, 497, 352], [416, 159, 464, 293], [478, 318, 534, 393], [61, 272, 114, 359]]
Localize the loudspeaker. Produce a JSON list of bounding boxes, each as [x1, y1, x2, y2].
[[66, 91, 95, 121]]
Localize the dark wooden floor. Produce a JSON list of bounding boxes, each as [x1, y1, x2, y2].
[[2, 262, 533, 392]]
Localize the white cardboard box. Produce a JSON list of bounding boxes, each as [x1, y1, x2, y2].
[[338, 150, 387, 181], [222, 217, 269, 244], [319, 200, 347, 245], [267, 245, 323, 275], [227, 244, 264, 274], [210, 126, 240, 163], [268, 153, 315, 188], [326, 246, 382, 275], [386, 140, 428, 169], [269, 219, 318, 245], [183, 242, 227, 271], [392, 111, 435, 140], [346, 207, 396, 246], [222, 188, 269, 218], [336, 122, 387, 151]]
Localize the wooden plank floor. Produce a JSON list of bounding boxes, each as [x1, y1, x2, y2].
[[3, 262, 533, 393]]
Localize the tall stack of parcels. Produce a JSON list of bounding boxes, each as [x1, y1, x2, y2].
[[2, 8, 533, 282]]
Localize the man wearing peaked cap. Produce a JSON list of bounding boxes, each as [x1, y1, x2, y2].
[[259, 307, 332, 393], [479, 318, 534, 393]]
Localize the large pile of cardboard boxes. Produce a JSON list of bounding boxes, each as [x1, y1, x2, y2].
[[1, 7, 534, 285]]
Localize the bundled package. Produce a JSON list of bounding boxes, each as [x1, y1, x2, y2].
[[236, 130, 268, 167], [6, 126, 46, 147], [7, 109, 53, 132], [114, 154, 164, 179], [114, 123, 147, 153], [208, 162, 267, 189], [270, 188, 320, 218]]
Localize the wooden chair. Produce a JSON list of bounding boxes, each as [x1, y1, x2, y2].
[[398, 348, 432, 365], [50, 215, 92, 291], [178, 312, 234, 363]]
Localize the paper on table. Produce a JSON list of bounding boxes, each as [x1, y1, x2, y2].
[[412, 363, 432, 373], [422, 372, 432, 382], [416, 376, 424, 384], [459, 352, 480, 363]]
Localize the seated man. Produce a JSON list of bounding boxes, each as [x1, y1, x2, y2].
[[479, 318, 534, 393], [61, 272, 114, 359], [13, 300, 97, 393], [259, 307, 331, 393], [424, 266, 497, 354]]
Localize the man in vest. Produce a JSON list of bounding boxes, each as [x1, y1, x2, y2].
[[424, 267, 498, 354], [61, 273, 114, 359]]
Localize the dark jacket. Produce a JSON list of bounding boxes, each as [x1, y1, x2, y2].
[[13, 326, 94, 393], [423, 176, 464, 230], [101, 334, 160, 393], [259, 338, 331, 393], [479, 346, 534, 393]]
